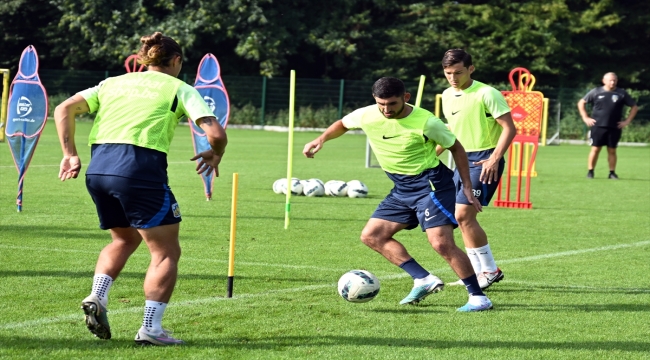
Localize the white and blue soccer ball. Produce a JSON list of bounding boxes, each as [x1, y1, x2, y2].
[[299, 180, 309, 195], [346, 180, 368, 198], [272, 178, 285, 194], [325, 180, 348, 197], [308, 178, 325, 188], [303, 179, 325, 197], [279, 178, 303, 196], [337, 270, 380, 303]]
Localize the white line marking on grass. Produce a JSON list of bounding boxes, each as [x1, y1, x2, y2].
[[1, 240, 648, 330], [0, 161, 198, 169], [496, 240, 650, 265]]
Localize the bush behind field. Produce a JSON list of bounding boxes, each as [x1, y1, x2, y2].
[[46, 92, 650, 142]]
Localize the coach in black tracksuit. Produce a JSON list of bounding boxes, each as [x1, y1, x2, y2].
[[578, 72, 638, 180]]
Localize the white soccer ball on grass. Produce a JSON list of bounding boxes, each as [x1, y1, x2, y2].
[[303, 179, 325, 197], [337, 270, 380, 303], [279, 178, 303, 196], [325, 180, 348, 197], [272, 178, 285, 194], [347, 180, 368, 198]]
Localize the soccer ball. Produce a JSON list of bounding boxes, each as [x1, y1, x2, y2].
[[308, 178, 324, 188], [272, 178, 285, 194], [281, 178, 303, 196], [337, 270, 380, 303], [299, 180, 309, 195], [303, 179, 325, 197], [325, 180, 348, 197], [347, 180, 368, 198]]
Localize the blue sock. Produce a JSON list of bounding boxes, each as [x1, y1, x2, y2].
[[462, 274, 485, 296], [399, 258, 430, 280]]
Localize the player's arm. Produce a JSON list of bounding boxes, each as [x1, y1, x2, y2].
[[191, 116, 228, 177], [618, 104, 638, 129], [577, 98, 596, 127], [475, 112, 516, 184], [196, 116, 227, 156], [435, 124, 453, 156], [54, 94, 90, 181], [447, 140, 482, 213], [303, 119, 349, 158]]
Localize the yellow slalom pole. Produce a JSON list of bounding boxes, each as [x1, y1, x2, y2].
[[434, 94, 442, 118], [414, 75, 425, 107], [227, 172, 239, 298], [0, 69, 10, 142], [541, 98, 549, 147], [284, 70, 296, 229]]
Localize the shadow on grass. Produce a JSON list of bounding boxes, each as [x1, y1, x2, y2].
[[0, 335, 648, 352], [0, 270, 326, 284], [492, 284, 650, 295], [184, 214, 370, 222], [0, 225, 106, 240], [494, 303, 650, 312]]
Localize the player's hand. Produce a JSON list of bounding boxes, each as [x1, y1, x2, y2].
[[191, 150, 223, 177], [617, 119, 631, 129], [474, 157, 499, 184], [583, 117, 596, 127], [303, 139, 324, 158], [59, 156, 81, 181], [463, 185, 482, 213]]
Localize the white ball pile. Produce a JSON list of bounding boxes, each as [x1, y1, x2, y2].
[[272, 178, 367, 198]]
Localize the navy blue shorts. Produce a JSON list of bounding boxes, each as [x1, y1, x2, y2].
[[453, 149, 505, 206], [372, 164, 458, 231], [86, 175, 182, 230]]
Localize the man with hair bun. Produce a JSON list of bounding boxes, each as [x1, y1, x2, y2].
[[54, 32, 228, 346]]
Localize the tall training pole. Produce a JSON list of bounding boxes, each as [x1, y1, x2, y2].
[[414, 75, 425, 107], [284, 70, 296, 229], [227, 172, 239, 297]]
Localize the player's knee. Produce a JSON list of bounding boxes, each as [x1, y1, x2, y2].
[[455, 209, 476, 227], [359, 231, 376, 247], [430, 238, 456, 256]]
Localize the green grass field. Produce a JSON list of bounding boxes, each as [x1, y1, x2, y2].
[[1, 121, 649, 359]]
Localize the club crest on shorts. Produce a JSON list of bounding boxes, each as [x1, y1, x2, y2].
[[171, 203, 181, 218]]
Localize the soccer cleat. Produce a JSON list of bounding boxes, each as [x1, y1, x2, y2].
[[457, 295, 493, 312], [478, 268, 504, 290], [399, 277, 444, 305], [608, 172, 619, 180], [81, 294, 111, 340], [586, 171, 594, 179], [135, 328, 185, 346]]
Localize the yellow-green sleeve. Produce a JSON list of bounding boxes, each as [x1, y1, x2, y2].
[[423, 116, 456, 148], [482, 87, 510, 119], [177, 83, 217, 126], [341, 107, 365, 129], [77, 82, 104, 113]]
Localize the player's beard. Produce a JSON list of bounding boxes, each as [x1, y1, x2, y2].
[[382, 102, 405, 119]]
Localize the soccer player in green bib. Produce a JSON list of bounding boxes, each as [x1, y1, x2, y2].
[[303, 77, 493, 312], [55, 32, 228, 345], [440, 49, 516, 289]]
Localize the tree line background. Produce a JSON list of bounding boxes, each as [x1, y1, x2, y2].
[[1, 0, 648, 91]]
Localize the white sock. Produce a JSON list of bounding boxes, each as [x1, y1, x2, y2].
[[90, 274, 113, 307], [414, 274, 440, 287], [475, 244, 497, 273], [142, 300, 167, 334], [465, 248, 482, 274]]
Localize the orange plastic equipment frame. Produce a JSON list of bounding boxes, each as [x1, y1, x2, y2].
[[494, 67, 543, 209], [124, 54, 144, 73]]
